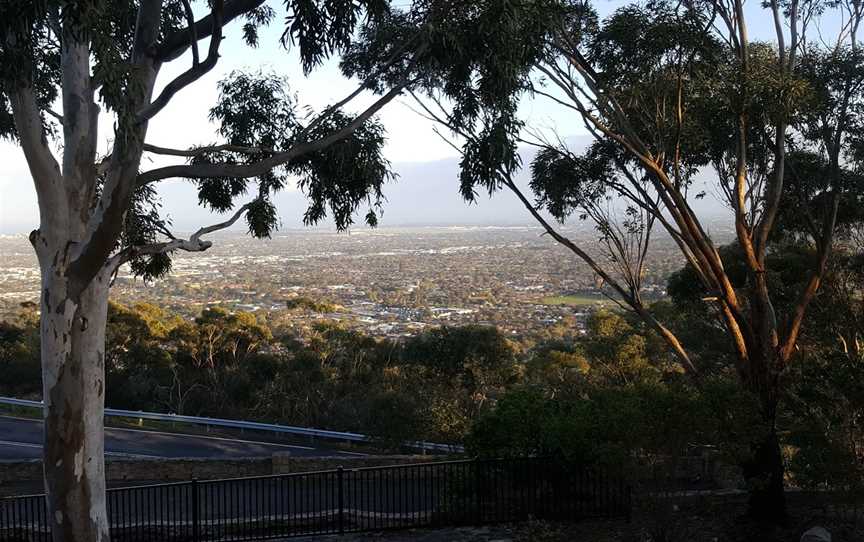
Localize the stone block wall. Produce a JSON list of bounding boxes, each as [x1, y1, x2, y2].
[[271, 454, 439, 474], [0, 454, 447, 494]]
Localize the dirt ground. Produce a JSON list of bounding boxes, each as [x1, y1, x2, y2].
[[291, 492, 864, 542], [290, 522, 632, 542], [289, 518, 858, 542]]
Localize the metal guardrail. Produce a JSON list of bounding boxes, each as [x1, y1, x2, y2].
[[0, 396, 464, 454]]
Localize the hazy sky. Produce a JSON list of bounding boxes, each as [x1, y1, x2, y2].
[[0, 1, 820, 233]]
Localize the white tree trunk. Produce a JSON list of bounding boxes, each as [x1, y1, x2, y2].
[[39, 257, 111, 542]]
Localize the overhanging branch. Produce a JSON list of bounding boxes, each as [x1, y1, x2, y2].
[[107, 202, 252, 273], [143, 143, 273, 156], [298, 36, 425, 139], [137, 80, 410, 186], [409, 90, 701, 377], [504, 174, 701, 379]]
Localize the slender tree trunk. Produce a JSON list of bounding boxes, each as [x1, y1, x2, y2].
[[743, 419, 786, 522], [39, 257, 111, 542], [740, 347, 787, 522]]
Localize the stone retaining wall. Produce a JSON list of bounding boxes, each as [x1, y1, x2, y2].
[[0, 454, 440, 492], [0, 453, 743, 497], [0, 459, 42, 488], [271, 454, 438, 474]]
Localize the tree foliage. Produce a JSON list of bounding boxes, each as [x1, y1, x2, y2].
[[350, 0, 864, 519], [0, 2, 505, 535]]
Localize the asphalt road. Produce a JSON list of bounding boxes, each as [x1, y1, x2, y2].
[[0, 416, 363, 460]]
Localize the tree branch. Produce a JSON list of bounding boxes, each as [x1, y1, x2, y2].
[[60, 18, 101, 215], [45, 108, 64, 125], [547, 49, 753, 348], [137, 80, 411, 185], [138, 0, 224, 122], [298, 35, 424, 139], [107, 202, 252, 273], [66, 0, 165, 296], [154, 0, 266, 62], [7, 83, 65, 230], [143, 142, 273, 156], [504, 175, 701, 378], [180, 0, 200, 66], [779, 191, 840, 363]]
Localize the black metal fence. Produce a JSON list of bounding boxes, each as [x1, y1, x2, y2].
[[1, 458, 630, 541]]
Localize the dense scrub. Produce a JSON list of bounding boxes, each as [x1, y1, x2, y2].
[[0, 301, 522, 446], [2, 246, 862, 505]]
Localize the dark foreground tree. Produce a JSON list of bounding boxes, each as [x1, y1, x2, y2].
[[348, 0, 864, 522], [0, 0, 484, 539]]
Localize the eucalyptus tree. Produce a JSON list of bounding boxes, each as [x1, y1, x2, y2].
[[525, 1, 863, 520], [0, 0, 458, 539], [348, 0, 864, 520]]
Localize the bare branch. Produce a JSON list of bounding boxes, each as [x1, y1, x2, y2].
[[45, 108, 64, 125], [412, 90, 701, 375], [505, 175, 701, 377], [7, 82, 65, 226], [107, 202, 252, 273], [155, 0, 266, 62], [180, 0, 199, 66], [528, 83, 582, 113]]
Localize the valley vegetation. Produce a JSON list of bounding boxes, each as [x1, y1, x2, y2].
[[2, 0, 864, 537], [3, 243, 864, 510]]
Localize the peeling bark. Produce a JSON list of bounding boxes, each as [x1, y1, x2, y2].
[[40, 264, 110, 542], [4, 1, 422, 539]]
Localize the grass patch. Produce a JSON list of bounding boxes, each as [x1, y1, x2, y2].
[[538, 294, 607, 306], [0, 402, 42, 420]]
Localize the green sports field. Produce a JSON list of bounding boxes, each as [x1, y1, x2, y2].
[[538, 294, 607, 306]]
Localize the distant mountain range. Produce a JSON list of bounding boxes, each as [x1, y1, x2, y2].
[[156, 151, 728, 232], [1, 147, 729, 234], [124, 153, 540, 233]]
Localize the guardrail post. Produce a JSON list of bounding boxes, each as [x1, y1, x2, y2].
[[337, 466, 345, 534], [191, 479, 200, 542]]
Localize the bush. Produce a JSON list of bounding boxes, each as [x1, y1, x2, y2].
[[785, 350, 864, 496], [467, 381, 714, 470]]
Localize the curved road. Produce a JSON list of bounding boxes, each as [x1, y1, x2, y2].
[[0, 416, 363, 459]]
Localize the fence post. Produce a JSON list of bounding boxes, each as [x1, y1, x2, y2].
[[191, 479, 200, 542], [474, 460, 482, 525], [337, 466, 345, 534], [625, 483, 632, 523]]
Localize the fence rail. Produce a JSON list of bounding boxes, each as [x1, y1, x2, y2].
[[0, 396, 462, 454], [0, 458, 630, 541]]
